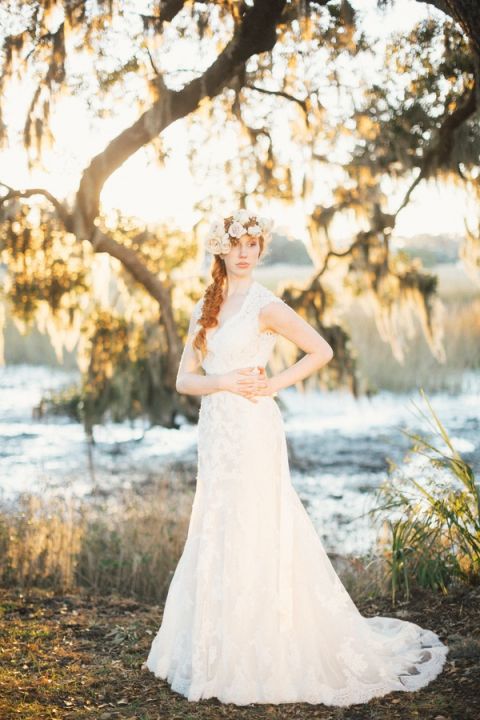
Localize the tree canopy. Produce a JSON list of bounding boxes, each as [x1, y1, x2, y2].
[[0, 0, 478, 428]]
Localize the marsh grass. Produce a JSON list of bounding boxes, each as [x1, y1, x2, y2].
[[344, 298, 480, 393], [371, 389, 480, 603], [0, 480, 193, 603], [0, 494, 82, 591]]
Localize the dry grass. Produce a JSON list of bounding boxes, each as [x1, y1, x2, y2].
[[343, 298, 480, 393], [0, 481, 193, 604]]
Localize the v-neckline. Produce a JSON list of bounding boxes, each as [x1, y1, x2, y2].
[[206, 280, 256, 344]]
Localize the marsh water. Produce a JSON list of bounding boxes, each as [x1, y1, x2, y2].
[[1, 363, 479, 556]]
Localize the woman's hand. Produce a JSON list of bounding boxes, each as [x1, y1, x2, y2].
[[217, 366, 272, 403], [251, 370, 276, 398]]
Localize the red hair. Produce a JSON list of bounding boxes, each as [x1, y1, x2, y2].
[[193, 223, 266, 360]]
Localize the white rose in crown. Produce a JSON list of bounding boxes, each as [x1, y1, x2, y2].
[[228, 220, 245, 238], [233, 209, 251, 224]]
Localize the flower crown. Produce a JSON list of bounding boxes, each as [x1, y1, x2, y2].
[[205, 210, 274, 255]]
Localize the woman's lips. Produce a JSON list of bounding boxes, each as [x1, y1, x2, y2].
[[237, 263, 249, 267]]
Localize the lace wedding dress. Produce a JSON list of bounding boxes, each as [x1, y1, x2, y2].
[[144, 279, 448, 706]]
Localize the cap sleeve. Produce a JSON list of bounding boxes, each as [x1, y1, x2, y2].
[[251, 286, 286, 312], [245, 284, 287, 337]]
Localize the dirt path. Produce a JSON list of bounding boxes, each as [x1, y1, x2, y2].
[[0, 585, 479, 720]]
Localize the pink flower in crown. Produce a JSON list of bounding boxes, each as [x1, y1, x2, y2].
[[206, 236, 223, 254]]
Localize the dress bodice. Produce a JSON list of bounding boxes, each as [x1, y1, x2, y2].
[[192, 280, 286, 375]]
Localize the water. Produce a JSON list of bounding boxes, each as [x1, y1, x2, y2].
[[280, 387, 479, 554], [1, 363, 478, 557]]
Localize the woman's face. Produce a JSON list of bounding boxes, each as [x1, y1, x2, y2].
[[221, 233, 261, 276]]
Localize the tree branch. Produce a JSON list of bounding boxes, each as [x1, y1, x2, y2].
[[89, 227, 181, 383], [414, 0, 453, 17], [311, 236, 365, 285], [396, 83, 477, 215], [315, 81, 479, 305], [75, 0, 287, 236], [0, 176, 184, 384], [0, 181, 72, 229], [245, 83, 308, 116], [139, 0, 186, 30]]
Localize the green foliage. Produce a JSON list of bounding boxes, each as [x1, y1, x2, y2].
[[0, 204, 89, 326], [0, 0, 478, 413], [359, 16, 475, 175], [38, 383, 83, 420], [77, 308, 160, 434], [371, 389, 480, 603], [99, 209, 199, 279]]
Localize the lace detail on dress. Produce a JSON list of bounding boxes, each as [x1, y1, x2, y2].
[[242, 281, 286, 337], [145, 279, 449, 707]]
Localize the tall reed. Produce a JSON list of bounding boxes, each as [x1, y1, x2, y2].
[[371, 389, 480, 603], [0, 479, 193, 602]]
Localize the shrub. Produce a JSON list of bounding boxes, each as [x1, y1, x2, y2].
[[371, 389, 480, 603]]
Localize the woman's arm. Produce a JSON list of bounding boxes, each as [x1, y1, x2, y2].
[[258, 300, 334, 395]]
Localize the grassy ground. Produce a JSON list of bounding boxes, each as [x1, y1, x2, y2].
[[1, 584, 479, 720]]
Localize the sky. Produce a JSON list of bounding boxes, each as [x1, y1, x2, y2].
[[0, 0, 474, 244]]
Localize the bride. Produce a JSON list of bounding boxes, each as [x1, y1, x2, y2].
[[143, 210, 448, 706]]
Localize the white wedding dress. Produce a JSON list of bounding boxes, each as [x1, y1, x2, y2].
[[144, 279, 448, 706]]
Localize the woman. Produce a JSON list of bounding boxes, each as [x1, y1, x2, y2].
[[143, 210, 448, 707]]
